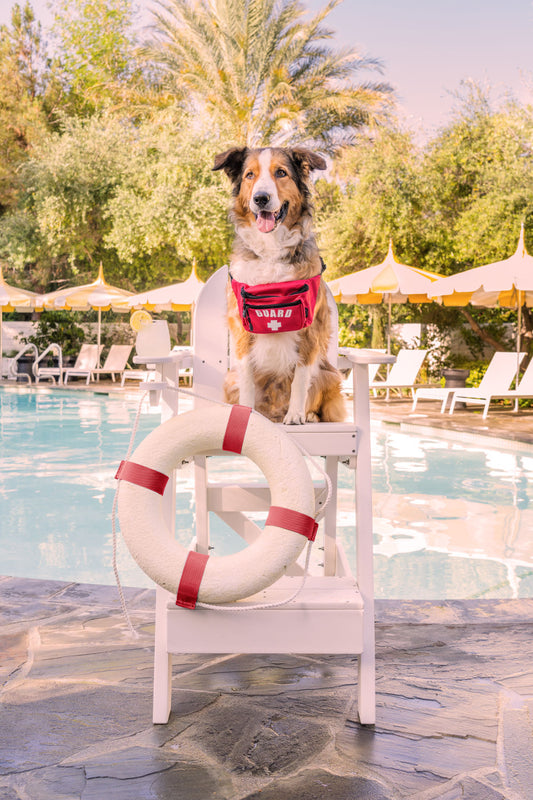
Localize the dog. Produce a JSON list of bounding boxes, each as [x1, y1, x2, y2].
[[213, 145, 346, 425]]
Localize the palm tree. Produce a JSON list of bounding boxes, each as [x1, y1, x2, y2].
[[147, 0, 394, 151]]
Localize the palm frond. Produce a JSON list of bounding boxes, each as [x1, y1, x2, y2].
[[146, 0, 395, 147]]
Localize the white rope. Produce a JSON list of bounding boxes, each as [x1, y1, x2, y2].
[[111, 390, 148, 638]]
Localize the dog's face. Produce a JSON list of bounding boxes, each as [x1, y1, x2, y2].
[[214, 147, 327, 235]]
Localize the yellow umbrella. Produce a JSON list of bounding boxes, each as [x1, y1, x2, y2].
[[428, 224, 533, 382], [429, 225, 533, 309], [121, 261, 205, 312], [0, 264, 43, 365], [327, 240, 443, 352], [37, 263, 133, 372]]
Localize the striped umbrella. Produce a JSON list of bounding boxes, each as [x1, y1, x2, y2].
[[121, 261, 205, 312], [37, 263, 133, 372], [327, 240, 443, 353], [428, 224, 533, 383], [0, 264, 42, 367]]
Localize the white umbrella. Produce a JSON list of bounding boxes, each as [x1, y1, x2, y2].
[[327, 240, 443, 353], [122, 261, 205, 312], [0, 264, 42, 368], [36, 263, 133, 373], [428, 224, 533, 381]]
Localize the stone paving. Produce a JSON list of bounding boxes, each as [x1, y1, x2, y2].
[[1, 576, 533, 800]]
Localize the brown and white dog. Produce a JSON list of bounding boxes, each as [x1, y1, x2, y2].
[[213, 145, 346, 424]]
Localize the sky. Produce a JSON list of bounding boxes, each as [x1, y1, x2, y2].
[[2, 0, 533, 137]]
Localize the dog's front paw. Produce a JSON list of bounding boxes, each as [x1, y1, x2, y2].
[[283, 410, 306, 425]]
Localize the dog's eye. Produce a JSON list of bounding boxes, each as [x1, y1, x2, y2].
[[275, 168, 288, 178], [244, 171, 255, 179]]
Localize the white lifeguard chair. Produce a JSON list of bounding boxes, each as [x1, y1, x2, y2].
[[133, 266, 393, 726]]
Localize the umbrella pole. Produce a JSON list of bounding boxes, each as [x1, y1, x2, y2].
[[515, 297, 522, 412], [387, 296, 392, 355], [0, 308, 3, 381], [97, 308, 101, 382], [386, 296, 392, 381], [190, 302, 195, 346]]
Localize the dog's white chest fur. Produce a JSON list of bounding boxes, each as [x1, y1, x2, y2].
[[231, 228, 302, 284], [250, 330, 300, 376]]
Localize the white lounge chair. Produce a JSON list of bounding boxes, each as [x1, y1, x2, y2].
[[413, 351, 527, 415], [129, 265, 393, 726], [449, 352, 529, 418], [63, 344, 103, 384], [370, 348, 429, 400], [82, 344, 133, 384]]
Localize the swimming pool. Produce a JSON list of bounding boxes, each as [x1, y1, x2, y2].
[[1, 386, 532, 598]]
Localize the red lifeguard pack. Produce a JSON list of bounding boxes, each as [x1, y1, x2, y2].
[[230, 272, 322, 334]]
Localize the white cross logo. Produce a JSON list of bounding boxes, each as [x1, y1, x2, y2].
[[267, 319, 282, 331]]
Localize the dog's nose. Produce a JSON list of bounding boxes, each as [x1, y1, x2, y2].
[[253, 192, 270, 208]]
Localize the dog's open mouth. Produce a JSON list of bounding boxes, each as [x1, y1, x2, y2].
[[255, 201, 288, 234]]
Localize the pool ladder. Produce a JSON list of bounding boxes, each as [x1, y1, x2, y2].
[[2, 343, 39, 382], [33, 343, 63, 384]]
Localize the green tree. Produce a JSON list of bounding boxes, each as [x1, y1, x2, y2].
[[0, 2, 51, 212], [422, 83, 533, 273], [147, 0, 393, 150], [50, 0, 154, 116], [420, 84, 533, 355], [0, 114, 132, 288], [310, 126, 425, 350], [313, 97, 533, 358], [315, 125, 424, 274], [104, 112, 232, 282], [0, 111, 230, 290]]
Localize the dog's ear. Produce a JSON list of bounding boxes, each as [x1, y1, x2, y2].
[[290, 148, 327, 175], [213, 148, 249, 182]]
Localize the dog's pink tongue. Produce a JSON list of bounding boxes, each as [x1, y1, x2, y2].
[[257, 211, 275, 233]]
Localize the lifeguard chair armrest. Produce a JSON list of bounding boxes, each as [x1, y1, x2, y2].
[[337, 347, 396, 369], [133, 350, 193, 368]]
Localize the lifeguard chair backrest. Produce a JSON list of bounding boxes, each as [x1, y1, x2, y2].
[[192, 265, 339, 407]]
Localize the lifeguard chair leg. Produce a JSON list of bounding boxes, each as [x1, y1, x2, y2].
[[353, 360, 376, 724], [357, 618, 376, 724], [153, 586, 172, 723], [153, 445, 176, 724]]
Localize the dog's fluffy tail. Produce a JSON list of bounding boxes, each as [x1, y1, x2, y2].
[[306, 360, 346, 422]]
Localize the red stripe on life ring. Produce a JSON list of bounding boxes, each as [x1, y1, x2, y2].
[[222, 405, 252, 453], [266, 506, 318, 542], [115, 460, 169, 496], [176, 551, 210, 608]]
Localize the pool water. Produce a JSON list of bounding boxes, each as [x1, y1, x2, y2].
[[1, 387, 532, 599]]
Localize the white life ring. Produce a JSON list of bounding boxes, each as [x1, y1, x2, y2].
[[117, 405, 316, 605]]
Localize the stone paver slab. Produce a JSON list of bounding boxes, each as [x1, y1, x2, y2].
[[241, 768, 393, 800]]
